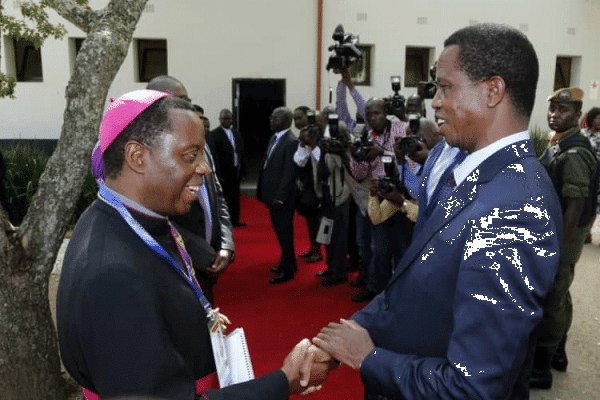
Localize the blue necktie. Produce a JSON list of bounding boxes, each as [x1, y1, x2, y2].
[[431, 150, 467, 207]]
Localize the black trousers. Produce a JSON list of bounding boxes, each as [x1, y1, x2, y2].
[[269, 206, 296, 274]]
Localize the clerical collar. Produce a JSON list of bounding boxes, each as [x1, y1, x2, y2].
[[102, 185, 166, 219]]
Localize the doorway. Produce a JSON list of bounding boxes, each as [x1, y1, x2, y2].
[[232, 78, 286, 193]]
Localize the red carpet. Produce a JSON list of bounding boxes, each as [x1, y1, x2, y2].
[[213, 195, 365, 399]]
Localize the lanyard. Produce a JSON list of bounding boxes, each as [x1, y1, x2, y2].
[[98, 184, 212, 312]]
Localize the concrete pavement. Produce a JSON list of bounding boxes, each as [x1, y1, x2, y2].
[[530, 220, 600, 400]]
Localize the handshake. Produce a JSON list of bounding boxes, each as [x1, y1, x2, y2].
[[280, 319, 376, 395]]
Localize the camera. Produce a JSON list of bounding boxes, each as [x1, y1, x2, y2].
[[407, 113, 421, 134], [417, 64, 438, 99], [326, 24, 362, 72], [306, 110, 319, 139], [379, 155, 400, 195], [399, 134, 426, 157], [390, 76, 406, 119], [322, 113, 344, 153], [352, 126, 374, 162]]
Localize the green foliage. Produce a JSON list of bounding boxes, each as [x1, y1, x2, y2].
[[0, 1, 67, 46], [1, 142, 50, 225], [1, 142, 98, 227], [0, 1, 67, 98], [530, 125, 550, 158], [0, 72, 16, 99]]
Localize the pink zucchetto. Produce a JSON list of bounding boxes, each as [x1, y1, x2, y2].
[[99, 89, 171, 154]]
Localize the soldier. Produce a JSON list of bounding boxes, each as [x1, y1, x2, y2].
[[532, 87, 599, 389]]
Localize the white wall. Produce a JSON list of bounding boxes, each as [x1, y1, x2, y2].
[[2, 0, 600, 139]]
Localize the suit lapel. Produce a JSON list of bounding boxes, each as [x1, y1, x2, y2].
[[389, 139, 535, 284]]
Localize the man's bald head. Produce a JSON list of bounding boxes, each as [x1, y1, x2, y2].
[[146, 75, 190, 103]]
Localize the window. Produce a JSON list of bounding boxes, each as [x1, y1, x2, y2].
[[69, 38, 85, 72], [12, 38, 43, 82], [404, 47, 434, 88], [350, 44, 373, 86], [554, 57, 571, 91], [554, 56, 582, 91], [136, 39, 167, 82]]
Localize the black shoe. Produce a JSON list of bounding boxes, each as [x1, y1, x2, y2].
[[321, 276, 348, 286], [351, 290, 377, 303], [269, 265, 282, 273], [269, 271, 294, 284], [315, 269, 332, 277], [552, 335, 568, 372], [530, 346, 553, 389], [233, 221, 247, 227], [299, 251, 313, 258], [305, 253, 323, 263]]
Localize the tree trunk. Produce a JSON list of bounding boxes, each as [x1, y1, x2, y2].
[[0, 1, 148, 398]]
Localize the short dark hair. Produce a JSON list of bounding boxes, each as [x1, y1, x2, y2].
[[103, 97, 195, 179], [192, 104, 204, 114], [444, 23, 539, 119], [585, 107, 600, 127], [219, 109, 232, 117], [294, 106, 311, 115]]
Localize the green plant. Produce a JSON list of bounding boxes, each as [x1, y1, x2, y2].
[[2, 142, 50, 225], [1, 142, 98, 227], [530, 124, 550, 158]]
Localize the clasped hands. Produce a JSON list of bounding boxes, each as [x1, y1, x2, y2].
[[281, 319, 375, 395]]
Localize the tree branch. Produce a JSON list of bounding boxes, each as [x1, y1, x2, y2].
[[45, 0, 94, 33]]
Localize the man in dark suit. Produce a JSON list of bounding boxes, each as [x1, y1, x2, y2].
[[257, 107, 299, 284], [208, 109, 246, 227], [310, 23, 563, 399], [147, 76, 234, 304]]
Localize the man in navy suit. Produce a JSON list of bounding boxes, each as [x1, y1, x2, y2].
[[257, 107, 299, 284], [311, 23, 563, 399]]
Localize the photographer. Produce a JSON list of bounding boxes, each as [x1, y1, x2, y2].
[[336, 65, 370, 287], [395, 94, 443, 176], [293, 107, 323, 263], [348, 97, 412, 303], [314, 115, 352, 286], [367, 164, 419, 227]]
